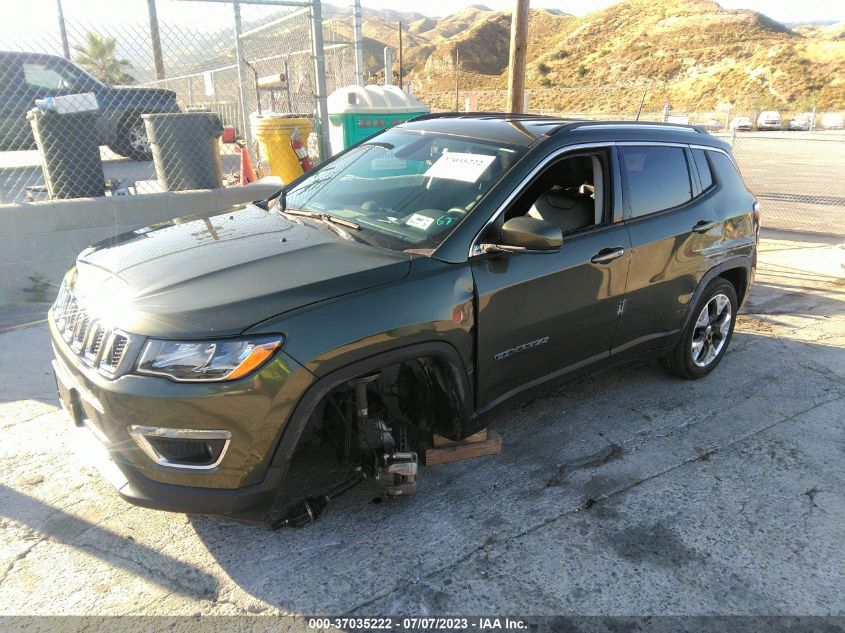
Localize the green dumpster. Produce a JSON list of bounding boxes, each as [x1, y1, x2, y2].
[[327, 85, 429, 156]]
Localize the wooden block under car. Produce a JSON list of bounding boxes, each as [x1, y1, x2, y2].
[[423, 429, 502, 466]]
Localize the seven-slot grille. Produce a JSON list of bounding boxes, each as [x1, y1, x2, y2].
[[52, 284, 130, 375]]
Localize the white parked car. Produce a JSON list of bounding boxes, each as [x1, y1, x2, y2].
[[821, 113, 844, 129], [788, 113, 813, 131], [700, 117, 724, 131], [756, 110, 782, 130], [730, 116, 753, 131]]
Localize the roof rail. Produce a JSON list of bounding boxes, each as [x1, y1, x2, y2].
[[551, 120, 708, 134], [406, 111, 556, 123], [404, 113, 710, 135]]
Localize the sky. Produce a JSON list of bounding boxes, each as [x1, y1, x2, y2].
[[1, 0, 842, 40]]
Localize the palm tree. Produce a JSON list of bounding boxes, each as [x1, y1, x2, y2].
[[73, 32, 136, 85]]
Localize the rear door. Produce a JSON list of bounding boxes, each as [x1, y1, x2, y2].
[[611, 143, 722, 357]]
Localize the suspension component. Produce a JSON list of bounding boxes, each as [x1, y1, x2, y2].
[[378, 450, 418, 496]]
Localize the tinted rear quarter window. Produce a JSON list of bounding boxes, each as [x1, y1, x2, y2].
[[691, 149, 714, 191], [708, 150, 751, 207], [620, 146, 692, 217], [708, 151, 744, 189]]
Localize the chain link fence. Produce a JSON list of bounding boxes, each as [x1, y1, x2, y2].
[[0, 0, 355, 204], [719, 132, 845, 236]]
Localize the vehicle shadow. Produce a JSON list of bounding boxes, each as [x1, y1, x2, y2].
[[0, 483, 219, 599], [189, 327, 844, 614]]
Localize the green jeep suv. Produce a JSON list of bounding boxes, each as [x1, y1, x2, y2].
[[49, 114, 758, 523]]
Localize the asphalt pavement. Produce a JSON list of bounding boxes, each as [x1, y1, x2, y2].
[[0, 233, 842, 621]]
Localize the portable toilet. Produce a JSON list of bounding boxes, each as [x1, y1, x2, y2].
[[327, 85, 429, 155]]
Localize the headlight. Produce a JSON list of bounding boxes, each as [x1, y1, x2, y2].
[[136, 335, 282, 382]]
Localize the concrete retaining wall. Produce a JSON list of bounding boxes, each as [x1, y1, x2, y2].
[[0, 183, 280, 303]]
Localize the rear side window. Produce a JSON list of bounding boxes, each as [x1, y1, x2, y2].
[[708, 151, 744, 188], [619, 146, 692, 217], [691, 149, 714, 191]]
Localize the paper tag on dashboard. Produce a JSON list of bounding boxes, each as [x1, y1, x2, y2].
[[424, 152, 496, 183], [406, 213, 435, 230]]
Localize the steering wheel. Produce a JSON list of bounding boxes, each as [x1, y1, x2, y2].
[[446, 207, 467, 216]]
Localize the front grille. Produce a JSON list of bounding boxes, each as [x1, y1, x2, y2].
[[100, 333, 129, 373], [51, 283, 132, 377]]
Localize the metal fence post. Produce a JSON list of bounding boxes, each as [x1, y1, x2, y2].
[[310, 0, 331, 161], [233, 1, 254, 156], [353, 0, 364, 86]]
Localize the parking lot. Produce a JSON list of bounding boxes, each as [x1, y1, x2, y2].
[[0, 231, 842, 619], [724, 131, 845, 235]]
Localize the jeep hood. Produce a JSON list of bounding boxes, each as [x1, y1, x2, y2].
[[70, 205, 411, 338]]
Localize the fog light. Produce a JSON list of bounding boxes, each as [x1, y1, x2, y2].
[[128, 426, 231, 470]]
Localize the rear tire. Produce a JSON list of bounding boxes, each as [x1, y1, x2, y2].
[[109, 116, 152, 161], [659, 278, 738, 379]]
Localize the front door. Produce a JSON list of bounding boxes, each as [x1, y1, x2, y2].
[[470, 148, 631, 409]]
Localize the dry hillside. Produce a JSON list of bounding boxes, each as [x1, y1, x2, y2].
[[327, 0, 845, 113]]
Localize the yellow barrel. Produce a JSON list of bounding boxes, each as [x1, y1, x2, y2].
[[251, 115, 313, 184]]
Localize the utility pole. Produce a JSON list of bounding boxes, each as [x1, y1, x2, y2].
[[56, 0, 70, 60], [353, 0, 364, 86], [398, 22, 403, 91], [506, 0, 529, 114], [147, 0, 166, 80], [454, 48, 460, 111]]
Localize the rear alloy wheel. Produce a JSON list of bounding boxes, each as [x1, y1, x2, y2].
[[660, 278, 737, 379], [691, 293, 732, 367]]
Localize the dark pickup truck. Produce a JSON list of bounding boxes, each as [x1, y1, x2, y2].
[[0, 51, 180, 160], [49, 115, 758, 525]]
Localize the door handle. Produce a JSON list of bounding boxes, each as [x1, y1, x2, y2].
[[591, 247, 625, 264], [692, 220, 716, 234]]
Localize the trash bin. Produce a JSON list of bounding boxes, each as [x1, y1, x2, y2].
[[251, 114, 313, 184], [327, 85, 429, 156], [27, 108, 105, 200], [143, 112, 224, 191]]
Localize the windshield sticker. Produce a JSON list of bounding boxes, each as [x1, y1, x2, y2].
[[406, 213, 435, 230], [424, 152, 496, 183], [371, 156, 407, 171]]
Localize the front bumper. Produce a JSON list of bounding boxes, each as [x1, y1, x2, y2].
[[50, 316, 315, 518]]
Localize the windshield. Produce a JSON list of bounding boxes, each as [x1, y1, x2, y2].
[[281, 129, 525, 252]]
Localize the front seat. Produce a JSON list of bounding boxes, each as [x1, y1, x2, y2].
[[527, 189, 594, 233]]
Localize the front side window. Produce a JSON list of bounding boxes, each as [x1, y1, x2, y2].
[[503, 151, 608, 234], [620, 146, 692, 218], [282, 129, 525, 252]]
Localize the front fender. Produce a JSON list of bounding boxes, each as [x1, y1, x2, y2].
[[247, 257, 476, 381]]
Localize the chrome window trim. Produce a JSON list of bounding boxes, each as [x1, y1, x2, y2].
[[468, 141, 616, 257], [128, 426, 232, 471], [688, 144, 740, 169], [467, 139, 734, 256]]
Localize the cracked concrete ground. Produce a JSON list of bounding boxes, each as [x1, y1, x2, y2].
[[0, 232, 842, 619]]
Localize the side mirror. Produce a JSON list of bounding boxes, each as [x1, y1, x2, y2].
[[479, 216, 562, 254]]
